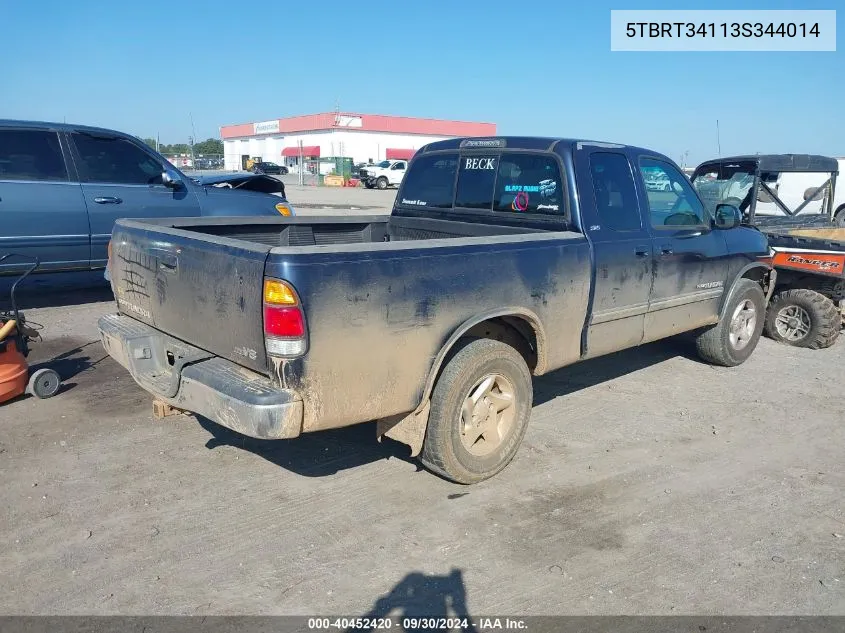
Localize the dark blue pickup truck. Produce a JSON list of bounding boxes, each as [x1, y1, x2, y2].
[[0, 120, 294, 275], [99, 137, 773, 483]]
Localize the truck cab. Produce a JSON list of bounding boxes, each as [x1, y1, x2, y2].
[[360, 159, 407, 189]]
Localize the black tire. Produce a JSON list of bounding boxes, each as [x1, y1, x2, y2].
[[834, 205, 845, 227], [364, 182, 375, 189], [764, 289, 840, 349], [420, 339, 533, 484], [27, 368, 61, 399], [695, 279, 766, 367], [376, 177, 388, 190]]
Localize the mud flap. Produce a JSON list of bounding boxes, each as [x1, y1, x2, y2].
[[376, 401, 431, 457]]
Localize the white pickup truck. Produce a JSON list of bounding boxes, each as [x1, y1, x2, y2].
[[359, 159, 408, 190]]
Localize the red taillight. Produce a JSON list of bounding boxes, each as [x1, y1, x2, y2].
[[264, 305, 305, 338], [263, 279, 307, 358]]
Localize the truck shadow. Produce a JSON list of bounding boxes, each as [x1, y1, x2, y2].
[[349, 568, 477, 632], [533, 335, 699, 406], [198, 336, 697, 479], [198, 417, 420, 478]]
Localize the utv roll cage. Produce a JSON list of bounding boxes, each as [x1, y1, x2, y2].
[[691, 154, 839, 225]]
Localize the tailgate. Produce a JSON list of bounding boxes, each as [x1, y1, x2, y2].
[[109, 220, 271, 374]]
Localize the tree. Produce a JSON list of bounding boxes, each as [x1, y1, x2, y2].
[[159, 143, 189, 155], [193, 138, 223, 156], [142, 138, 157, 150]]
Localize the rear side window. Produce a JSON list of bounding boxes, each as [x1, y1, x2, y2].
[[588, 152, 642, 231], [0, 129, 68, 182], [494, 153, 563, 214], [455, 155, 498, 209], [398, 153, 458, 209], [72, 133, 164, 185]]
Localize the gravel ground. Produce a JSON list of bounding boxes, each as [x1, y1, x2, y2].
[[0, 200, 843, 616]]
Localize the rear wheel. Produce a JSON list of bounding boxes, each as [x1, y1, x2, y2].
[[420, 339, 532, 484], [695, 278, 765, 366], [764, 289, 840, 349]]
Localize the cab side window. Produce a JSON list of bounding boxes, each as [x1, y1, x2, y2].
[[0, 129, 68, 182], [72, 134, 164, 185], [493, 153, 563, 215], [588, 152, 641, 231], [639, 158, 707, 228], [392, 162, 406, 170]]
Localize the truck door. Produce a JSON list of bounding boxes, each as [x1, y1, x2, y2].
[[0, 127, 89, 273], [636, 157, 730, 343], [68, 131, 202, 268], [577, 150, 654, 358], [390, 161, 407, 185]]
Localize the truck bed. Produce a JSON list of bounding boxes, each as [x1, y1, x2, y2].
[[756, 216, 845, 252], [172, 214, 546, 248]]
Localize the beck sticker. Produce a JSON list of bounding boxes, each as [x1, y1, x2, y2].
[[464, 157, 497, 170]]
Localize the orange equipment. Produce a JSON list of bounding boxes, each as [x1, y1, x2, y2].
[[0, 255, 62, 404]]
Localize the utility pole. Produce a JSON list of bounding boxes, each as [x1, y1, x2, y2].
[[189, 112, 198, 166], [298, 140, 304, 186], [716, 119, 721, 158]]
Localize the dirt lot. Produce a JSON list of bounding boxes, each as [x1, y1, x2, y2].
[[0, 193, 843, 616]]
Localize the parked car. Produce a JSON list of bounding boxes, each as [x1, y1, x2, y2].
[[359, 159, 407, 189], [99, 136, 772, 484], [0, 120, 295, 275], [251, 162, 288, 175]]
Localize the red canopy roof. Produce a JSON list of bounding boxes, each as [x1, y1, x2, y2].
[[385, 148, 416, 160], [282, 146, 320, 157]]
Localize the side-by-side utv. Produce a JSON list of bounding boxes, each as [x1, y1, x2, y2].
[[691, 154, 842, 350]]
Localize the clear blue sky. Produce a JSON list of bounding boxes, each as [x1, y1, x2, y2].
[[1, 0, 841, 165]]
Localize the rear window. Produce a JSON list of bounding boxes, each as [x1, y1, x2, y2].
[[398, 153, 458, 209], [398, 150, 565, 216]]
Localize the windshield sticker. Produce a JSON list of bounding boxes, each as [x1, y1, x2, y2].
[[401, 198, 427, 206], [505, 184, 540, 193], [511, 192, 530, 212], [464, 157, 497, 170], [537, 204, 559, 212]]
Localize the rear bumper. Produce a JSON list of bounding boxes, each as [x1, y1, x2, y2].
[[98, 314, 303, 439]]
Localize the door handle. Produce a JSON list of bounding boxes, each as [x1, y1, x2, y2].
[[634, 246, 649, 257], [93, 196, 123, 204], [660, 247, 674, 256]]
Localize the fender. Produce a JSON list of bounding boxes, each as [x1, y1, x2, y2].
[[415, 306, 547, 416], [378, 307, 546, 456], [718, 262, 777, 318]]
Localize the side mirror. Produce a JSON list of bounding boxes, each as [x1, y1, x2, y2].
[[162, 169, 182, 189], [714, 203, 742, 229], [803, 186, 824, 202]]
